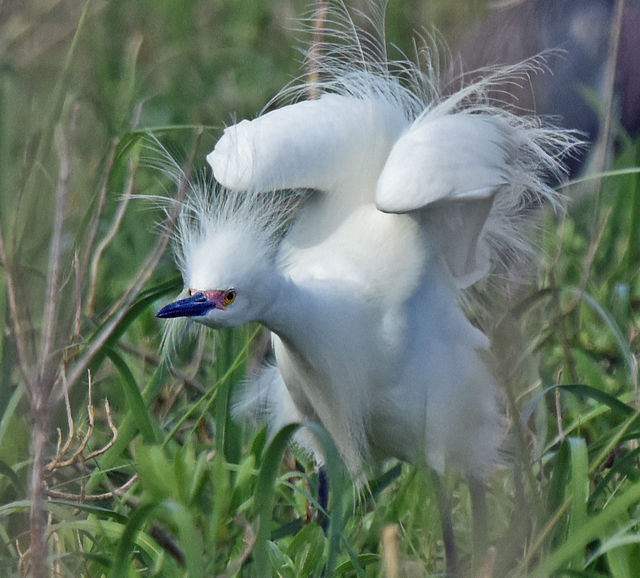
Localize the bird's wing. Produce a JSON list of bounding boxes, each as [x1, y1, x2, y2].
[[375, 114, 511, 211], [375, 113, 516, 288], [208, 93, 407, 197]]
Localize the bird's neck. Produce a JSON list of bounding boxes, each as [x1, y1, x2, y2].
[[257, 273, 312, 344]]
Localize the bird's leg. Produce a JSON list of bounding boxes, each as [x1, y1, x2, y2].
[[431, 471, 459, 577], [316, 465, 329, 533], [468, 475, 488, 575]]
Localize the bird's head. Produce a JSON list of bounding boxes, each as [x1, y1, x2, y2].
[[157, 179, 298, 329]]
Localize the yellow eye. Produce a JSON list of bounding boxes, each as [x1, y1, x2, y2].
[[187, 288, 193, 296], [223, 290, 236, 305]]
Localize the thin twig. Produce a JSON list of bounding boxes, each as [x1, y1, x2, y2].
[[307, 0, 330, 99], [46, 473, 138, 502], [554, 207, 612, 319], [85, 399, 118, 460], [87, 144, 134, 316], [45, 371, 77, 473], [46, 372, 119, 472], [72, 250, 83, 340], [39, 123, 70, 387], [59, 383, 95, 468], [59, 370, 75, 464], [78, 138, 119, 321], [82, 137, 120, 271]]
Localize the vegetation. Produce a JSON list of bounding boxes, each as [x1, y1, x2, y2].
[[1, 0, 639, 576]]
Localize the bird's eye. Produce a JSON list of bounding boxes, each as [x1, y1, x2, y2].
[[187, 288, 193, 297], [223, 290, 236, 305]]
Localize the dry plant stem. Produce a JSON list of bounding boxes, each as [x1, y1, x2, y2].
[[381, 524, 400, 578], [45, 371, 119, 470], [29, 412, 49, 578], [45, 372, 124, 501], [87, 143, 134, 316], [545, 208, 612, 322], [49, 511, 62, 578], [82, 137, 119, 316], [64, 230, 167, 391], [84, 399, 119, 460], [541, 208, 613, 387], [56, 371, 75, 464], [47, 374, 96, 471], [555, 385, 565, 441], [39, 124, 70, 385], [307, 0, 330, 98], [46, 473, 137, 502], [83, 138, 119, 267], [29, 121, 73, 578], [72, 250, 83, 339], [17, 540, 28, 577]]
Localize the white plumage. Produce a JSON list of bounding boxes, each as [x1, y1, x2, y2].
[[157, 3, 577, 482]]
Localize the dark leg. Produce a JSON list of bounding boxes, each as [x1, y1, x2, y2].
[[317, 465, 329, 532], [431, 471, 459, 577]]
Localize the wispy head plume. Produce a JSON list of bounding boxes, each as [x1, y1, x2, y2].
[[143, 135, 303, 358]]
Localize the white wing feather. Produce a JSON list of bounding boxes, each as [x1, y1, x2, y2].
[[375, 114, 512, 212], [374, 110, 565, 288], [208, 93, 407, 196]]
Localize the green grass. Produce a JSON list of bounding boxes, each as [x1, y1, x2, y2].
[[1, 1, 640, 576]]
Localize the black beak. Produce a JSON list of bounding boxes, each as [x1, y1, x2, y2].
[[156, 292, 216, 319]]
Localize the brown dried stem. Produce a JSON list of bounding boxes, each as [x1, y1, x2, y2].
[[44, 371, 126, 502], [46, 371, 118, 473], [46, 473, 137, 502], [307, 0, 330, 99], [38, 124, 71, 387]]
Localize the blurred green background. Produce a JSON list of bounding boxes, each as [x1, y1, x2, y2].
[[2, 1, 640, 576]]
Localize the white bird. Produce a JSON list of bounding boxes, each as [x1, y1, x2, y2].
[[156, 3, 576, 571]]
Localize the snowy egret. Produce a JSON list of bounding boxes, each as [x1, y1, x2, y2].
[[156, 3, 577, 572]]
